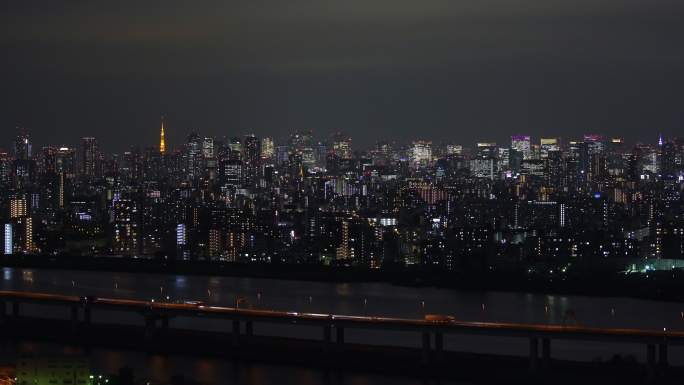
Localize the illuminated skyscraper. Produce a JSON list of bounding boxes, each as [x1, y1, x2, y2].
[[176, 224, 187, 246], [336, 220, 351, 260], [17, 217, 34, 253], [186, 133, 202, 180], [583, 134, 605, 155], [446, 144, 463, 156], [511, 135, 531, 160], [13, 128, 33, 182], [40, 146, 76, 178], [476, 142, 497, 157], [202, 137, 214, 159], [332, 132, 353, 159], [411, 140, 432, 167], [606, 138, 626, 177], [10, 197, 27, 219], [80, 137, 99, 178], [469, 158, 495, 180], [228, 137, 242, 155], [242, 134, 261, 188], [540, 138, 560, 159], [160, 117, 166, 154], [113, 199, 140, 255], [3, 224, 12, 255], [660, 140, 677, 178], [261, 137, 275, 160], [0, 152, 12, 185], [58, 172, 65, 208], [14, 128, 32, 160]]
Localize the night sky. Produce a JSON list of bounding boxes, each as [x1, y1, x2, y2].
[[2, 1, 683, 152]]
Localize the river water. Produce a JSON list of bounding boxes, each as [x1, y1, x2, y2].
[[1, 267, 683, 383]]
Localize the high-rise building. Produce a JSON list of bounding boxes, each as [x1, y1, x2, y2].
[[80, 137, 99, 178], [336, 220, 352, 260], [584, 134, 605, 155], [540, 138, 560, 159], [176, 224, 187, 246], [13, 128, 33, 183], [10, 197, 27, 219], [476, 142, 497, 157], [3, 224, 12, 255], [242, 135, 261, 188], [446, 144, 463, 156], [289, 130, 313, 151], [202, 137, 214, 159], [0, 152, 12, 185], [121, 148, 143, 181], [660, 140, 677, 178], [41, 146, 76, 178], [511, 135, 531, 160], [332, 133, 353, 159], [14, 128, 32, 160], [112, 199, 140, 255], [228, 137, 242, 155], [469, 158, 495, 180], [498, 148, 510, 169], [16, 217, 34, 253], [275, 145, 289, 165], [261, 137, 275, 160], [186, 133, 202, 180], [607, 138, 626, 177], [220, 159, 242, 188], [411, 140, 432, 167], [370, 141, 393, 166], [57, 172, 65, 208]]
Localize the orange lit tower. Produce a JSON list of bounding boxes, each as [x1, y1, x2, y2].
[[160, 116, 166, 154]]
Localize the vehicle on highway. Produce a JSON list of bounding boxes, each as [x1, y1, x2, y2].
[[424, 314, 456, 323]]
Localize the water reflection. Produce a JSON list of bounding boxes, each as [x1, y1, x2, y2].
[[0, 340, 462, 385], [2, 267, 684, 330], [2, 267, 684, 383]]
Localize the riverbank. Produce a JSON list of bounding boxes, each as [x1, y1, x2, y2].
[[2, 254, 684, 303]]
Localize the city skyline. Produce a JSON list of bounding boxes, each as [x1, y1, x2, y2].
[[0, 122, 677, 155], [2, 123, 684, 265]]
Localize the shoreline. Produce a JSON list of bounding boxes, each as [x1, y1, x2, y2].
[[2, 254, 684, 303]]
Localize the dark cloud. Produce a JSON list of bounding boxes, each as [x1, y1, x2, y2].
[[1, 1, 683, 151]]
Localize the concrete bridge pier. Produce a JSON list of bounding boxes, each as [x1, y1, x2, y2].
[[232, 320, 240, 347], [70, 306, 79, 332], [658, 343, 668, 368], [323, 324, 332, 344], [529, 337, 539, 373], [421, 331, 431, 365], [336, 326, 344, 344], [83, 306, 91, 325], [11, 301, 19, 317], [647, 344, 656, 383], [245, 320, 253, 337], [541, 338, 551, 369], [144, 314, 156, 339], [435, 332, 444, 363]]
